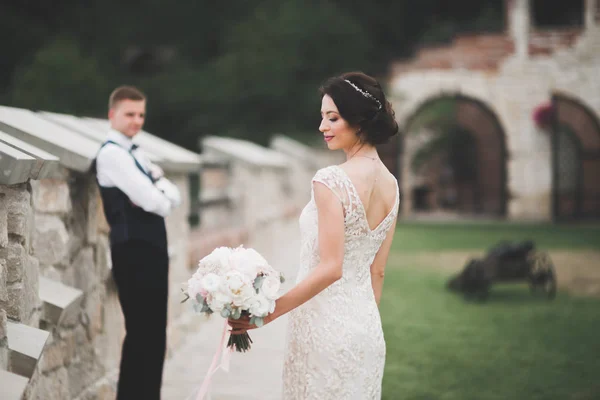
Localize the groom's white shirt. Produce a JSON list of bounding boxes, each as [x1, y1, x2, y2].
[[96, 129, 181, 218]]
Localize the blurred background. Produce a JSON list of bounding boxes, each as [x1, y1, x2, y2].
[[1, 1, 600, 400], [1, 0, 508, 149], [3, 0, 599, 221]]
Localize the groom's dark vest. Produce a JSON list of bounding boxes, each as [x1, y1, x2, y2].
[[93, 140, 168, 250]]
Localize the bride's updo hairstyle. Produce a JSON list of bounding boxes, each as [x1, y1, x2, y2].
[[319, 72, 399, 145]]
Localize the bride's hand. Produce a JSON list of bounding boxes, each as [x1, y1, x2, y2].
[[228, 316, 255, 334], [228, 314, 273, 334]]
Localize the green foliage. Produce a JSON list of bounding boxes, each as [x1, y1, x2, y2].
[[188, 0, 372, 144], [9, 37, 109, 116], [418, 3, 505, 47], [0, 1, 505, 149]]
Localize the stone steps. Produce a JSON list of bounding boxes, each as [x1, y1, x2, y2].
[[39, 276, 83, 326], [6, 321, 49, 378], [0, 277, 83, 397], [0, 369, 29, 400]]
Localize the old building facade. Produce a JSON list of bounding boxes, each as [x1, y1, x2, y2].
[[388, 0, 600, 221]]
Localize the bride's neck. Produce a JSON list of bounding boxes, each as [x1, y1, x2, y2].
[[344, 141, 378, 161]]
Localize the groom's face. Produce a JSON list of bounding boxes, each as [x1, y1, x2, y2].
[[109, 99, 146, 138]]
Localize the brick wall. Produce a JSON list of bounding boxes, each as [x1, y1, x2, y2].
[[392, 29, 581, 74]]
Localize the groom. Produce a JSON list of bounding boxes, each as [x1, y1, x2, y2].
[[94, 86, 181, 400]]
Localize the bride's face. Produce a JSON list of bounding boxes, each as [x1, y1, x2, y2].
[[319, 95, 358, 151]]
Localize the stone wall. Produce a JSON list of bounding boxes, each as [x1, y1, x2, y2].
[[0, 182, 39, 326], [26, 169, 109, 400], [389, 6, 600, 220], [0, 166, 194, 400], [187, 136, 343, 276], [270, 135, 345, 209]]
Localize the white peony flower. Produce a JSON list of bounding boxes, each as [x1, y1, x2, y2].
[[243, 248, 269, 266], [248, 294, 273, 317], [220, 271, 255, 307], [197, 247, 234, 276], [207, 290, 232, 313], [245, 248, 275, 275], [201, 273, 221, 294], [260, 275, 281, 300], [228, 248, 261, 281], [187, 276, 207, 301], [184, 245, 281, 320]]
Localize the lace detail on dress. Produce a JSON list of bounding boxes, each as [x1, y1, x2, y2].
[[282, 165, 399, 400]]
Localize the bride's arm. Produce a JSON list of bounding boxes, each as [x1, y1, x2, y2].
[[229, 182, 345, 334], [370, 217, 398, 306], [267, 182, 345, 322]]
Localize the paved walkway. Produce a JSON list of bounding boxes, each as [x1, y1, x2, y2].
[[162, 218, 300, 400]]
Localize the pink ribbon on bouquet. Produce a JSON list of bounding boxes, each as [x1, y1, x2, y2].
[[194, 320, 233, 400]]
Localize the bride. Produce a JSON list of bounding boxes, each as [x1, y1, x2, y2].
[[229, 71, 400, 399]]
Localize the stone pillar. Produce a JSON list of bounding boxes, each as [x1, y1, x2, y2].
[[507, 0, 531, 59]]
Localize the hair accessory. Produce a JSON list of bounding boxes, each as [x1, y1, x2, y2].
[[344, 79, 382, 110]]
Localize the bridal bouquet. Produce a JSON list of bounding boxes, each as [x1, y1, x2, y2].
[[183, 246, 284, 352]]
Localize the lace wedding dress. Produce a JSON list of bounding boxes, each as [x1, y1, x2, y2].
[[282, 165, 399, 400]]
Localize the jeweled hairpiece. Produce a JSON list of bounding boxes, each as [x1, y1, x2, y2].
[[344, 79, 382, 110]]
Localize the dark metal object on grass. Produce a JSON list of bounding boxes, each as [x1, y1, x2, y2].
[[447, 240, 557, 301]]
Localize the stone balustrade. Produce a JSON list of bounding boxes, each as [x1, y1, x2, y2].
[[0, 130, 59, 185], [0, 105, 202, 399], [187, 135, 342, 269]]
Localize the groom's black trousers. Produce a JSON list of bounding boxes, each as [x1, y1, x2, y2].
[[111, 240, 169, 400]]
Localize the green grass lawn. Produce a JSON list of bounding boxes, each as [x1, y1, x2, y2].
[[380, 222, 600, 400], [392, 222, 600, 252]]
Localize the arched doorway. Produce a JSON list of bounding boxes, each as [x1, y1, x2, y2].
[[552, 94, 600, 219], [400, 94, 507, 217]]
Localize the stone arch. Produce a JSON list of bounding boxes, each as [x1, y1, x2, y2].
[[551, 92, 600, 219], [400, 93, 508, 216]]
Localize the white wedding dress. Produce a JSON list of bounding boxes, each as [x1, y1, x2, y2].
[[282, 165, 399, 400]]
